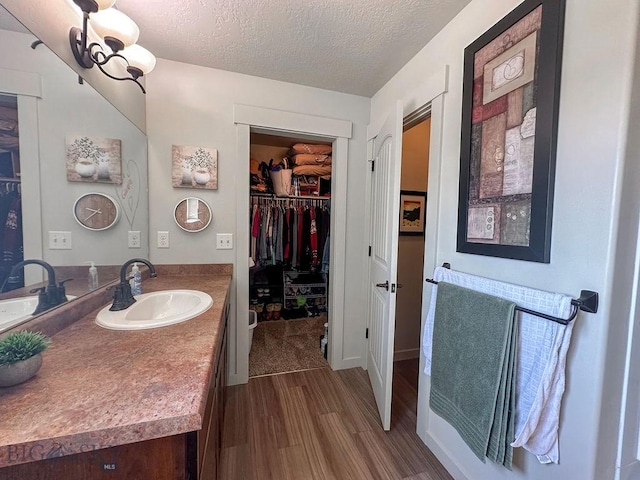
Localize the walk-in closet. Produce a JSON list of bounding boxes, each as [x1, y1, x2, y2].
[[248, 133, 332, 377], [0, 94, 23, 290]]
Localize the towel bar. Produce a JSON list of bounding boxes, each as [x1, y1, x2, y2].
[[425, 264, 599, 325]]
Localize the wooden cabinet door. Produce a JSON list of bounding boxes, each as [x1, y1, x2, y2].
[[198, 300, 229, 479]]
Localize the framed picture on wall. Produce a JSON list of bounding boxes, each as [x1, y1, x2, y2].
[[399, 190, 427, 236], [66, 136, 122, 184], [456, 0, 565, 263]]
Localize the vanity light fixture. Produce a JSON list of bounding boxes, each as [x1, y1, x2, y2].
[[69, 0, 156, 93]]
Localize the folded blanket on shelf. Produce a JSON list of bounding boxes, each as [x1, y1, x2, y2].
[[290, 143, 332, 155], [293, 165, 332, 176], [291, 153, 332, 166]]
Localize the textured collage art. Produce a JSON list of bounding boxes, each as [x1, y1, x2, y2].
[[466, 6, 542, 246]]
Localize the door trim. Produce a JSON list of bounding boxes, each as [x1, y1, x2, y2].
[[233, 105, 352, 385], [0, 69, 43, 285]]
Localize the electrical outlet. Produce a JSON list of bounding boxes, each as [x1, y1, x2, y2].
[[157, 231, 169, 248], [128, 231, 141, 248], [216, 233, 233, 250], [49, 231, 72, 250]]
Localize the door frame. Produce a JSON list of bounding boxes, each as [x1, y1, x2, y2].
[[363, 65, 449, 371], [363, 65, 454, 448], [233, 105, 352, 385], [0, 68, 43, 285]]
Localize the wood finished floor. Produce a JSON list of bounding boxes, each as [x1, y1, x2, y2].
[[220, 359, 452, 479]]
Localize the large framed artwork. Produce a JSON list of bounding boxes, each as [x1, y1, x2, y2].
[[456, 0, 565, 263]]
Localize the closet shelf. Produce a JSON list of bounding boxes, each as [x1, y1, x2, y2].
[[284, 293, 325, 300], [250, 192, 330, 200]]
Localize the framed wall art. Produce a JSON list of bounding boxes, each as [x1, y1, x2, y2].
[[66, 136, 122, 184], [172, 145, 218, 190], [456, 0, 565, 263], [399, 190, 427, 236]]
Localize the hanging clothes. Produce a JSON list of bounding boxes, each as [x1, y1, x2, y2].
[[250, 195, 330, 271]]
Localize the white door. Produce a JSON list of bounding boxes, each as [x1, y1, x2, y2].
[[367, 101, 403, 430]]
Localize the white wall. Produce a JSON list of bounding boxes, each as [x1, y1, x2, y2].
[[0, 29, 149, 268], [395, 119, 430, 358], [371, 0, 638, 478], [1, 0, 146, 132], [145, 59, 370, 384]]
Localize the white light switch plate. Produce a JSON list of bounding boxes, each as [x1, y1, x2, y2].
[[49, 231, 72, 250], [216, 233, 233, 249]]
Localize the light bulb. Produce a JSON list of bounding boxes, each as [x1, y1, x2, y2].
[[122, 44, 156, 75], [90, 8, 139, 49]]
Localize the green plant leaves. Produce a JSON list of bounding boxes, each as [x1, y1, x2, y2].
[[0, 331, 50, 365]]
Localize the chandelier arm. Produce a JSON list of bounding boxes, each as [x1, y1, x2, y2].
[[85, 43, 145, 93], [93, 60, 146, 93]]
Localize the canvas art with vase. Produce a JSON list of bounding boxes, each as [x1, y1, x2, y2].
[[172, 145, 218, 190], [66, 135, 123, 184]]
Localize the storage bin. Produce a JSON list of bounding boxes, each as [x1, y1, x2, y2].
[[249, 310, 258, 352]]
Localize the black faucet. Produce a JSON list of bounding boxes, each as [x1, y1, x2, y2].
[[109, 258, 157, 311], [8, 259, 71, 315]]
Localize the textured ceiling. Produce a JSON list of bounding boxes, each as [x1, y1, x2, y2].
[[115, 0, 473, 97]]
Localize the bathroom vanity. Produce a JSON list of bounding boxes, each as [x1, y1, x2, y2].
[[0, 264, 231, 480]]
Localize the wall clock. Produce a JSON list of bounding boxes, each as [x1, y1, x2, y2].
[[73, 192, 120, 231], [174, 197, 212, 232]]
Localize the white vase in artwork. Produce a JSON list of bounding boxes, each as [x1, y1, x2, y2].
[[181, 165, 193, 185], [96, 161, 111, 181], [75, 160, 96, 178], [193, 168, 211, 186]]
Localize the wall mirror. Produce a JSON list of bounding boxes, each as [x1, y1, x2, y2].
[[0, 5, 149, 332]]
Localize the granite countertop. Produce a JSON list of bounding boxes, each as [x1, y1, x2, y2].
[[0, 265, 231, 468]]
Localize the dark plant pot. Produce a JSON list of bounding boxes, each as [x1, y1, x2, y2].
[[0, 354, 42, 387]]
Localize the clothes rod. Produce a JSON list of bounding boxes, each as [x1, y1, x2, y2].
[[425, 264, 599, 326]]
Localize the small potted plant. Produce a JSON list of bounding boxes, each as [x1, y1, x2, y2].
[[0, 331, 50, 387]]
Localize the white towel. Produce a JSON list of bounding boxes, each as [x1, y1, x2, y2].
[[422, 266, 575, 464]]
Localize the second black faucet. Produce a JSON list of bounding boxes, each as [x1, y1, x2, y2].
[[109, 258, 157, 311]]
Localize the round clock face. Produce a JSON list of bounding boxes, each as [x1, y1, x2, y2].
[[174, 197, 212, 232], [73, 193, 120, 231]]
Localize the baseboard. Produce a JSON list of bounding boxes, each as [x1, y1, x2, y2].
[[332, 356, 363, 370], [227, 373, 246, 386], [418, 429, 469, 480], [394, 348, 420, 362]]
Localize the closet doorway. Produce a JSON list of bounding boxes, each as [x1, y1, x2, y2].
[[234, 105, 351, 386], [248, 133, 332, 377], [0, 94, 23, 290]]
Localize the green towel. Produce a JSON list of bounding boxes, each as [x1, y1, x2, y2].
[[429, 282, 518, 469]]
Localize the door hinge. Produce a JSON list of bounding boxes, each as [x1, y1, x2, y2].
[[365, 328, 369, 339], [371, 160, 375, 172], [368, 246, 372, 257]]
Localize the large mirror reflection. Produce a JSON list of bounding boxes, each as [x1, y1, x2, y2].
[[0, 5, 149, 331]]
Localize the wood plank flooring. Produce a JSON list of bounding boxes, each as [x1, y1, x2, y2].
[[220, 359, 452, 479]]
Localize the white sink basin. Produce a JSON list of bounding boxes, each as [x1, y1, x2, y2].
[[95, 290, 213, 330], [0, 295, 77, 331]]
